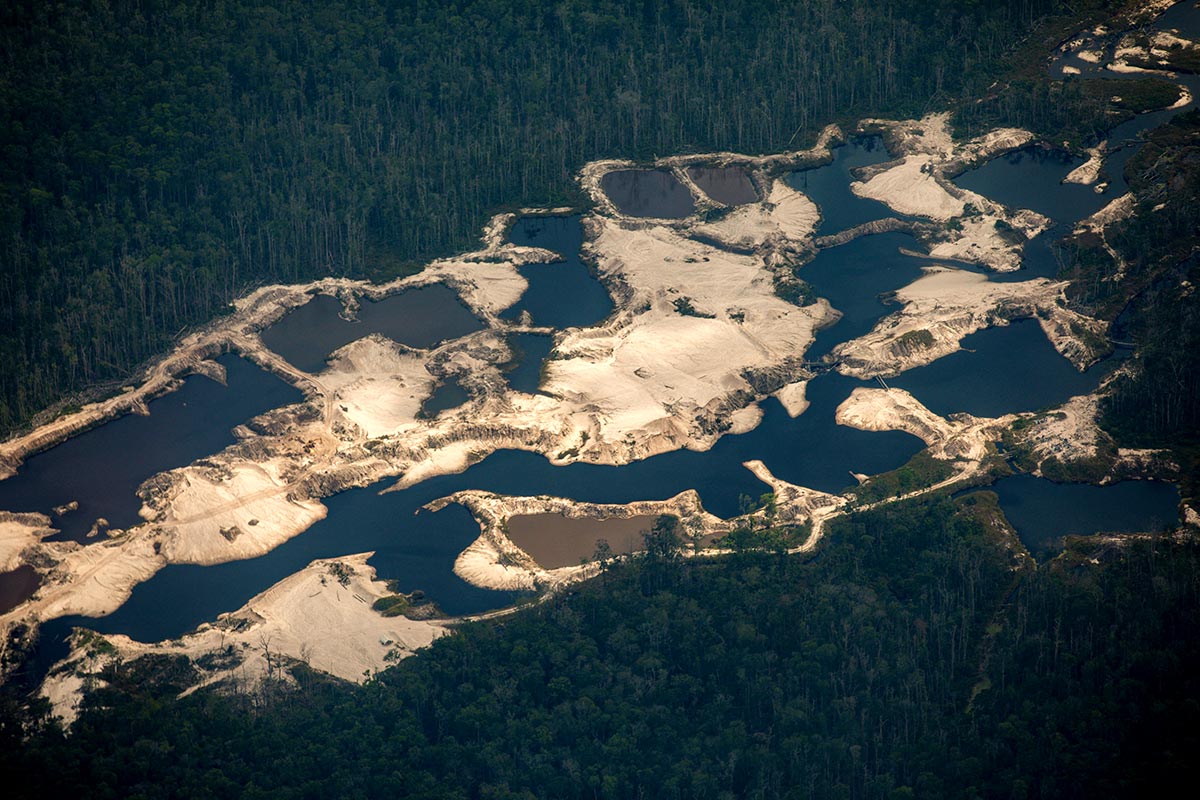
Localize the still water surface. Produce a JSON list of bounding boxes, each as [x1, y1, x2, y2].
[[601, 169, 696, 218], [0, 355, 302, 542], [261, 285, 482, 374]]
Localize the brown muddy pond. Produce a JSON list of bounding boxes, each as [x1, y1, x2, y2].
[[0, 565, 39, 615], [506, 513, 658, 568], [600, 169, 695, 218], [686, 166, 757, 205]]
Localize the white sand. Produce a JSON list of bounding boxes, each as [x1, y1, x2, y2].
[[773, 381, 810, 418], [692, 180, 820, 249], [0, 513, 51, 572], [833, 267, 1106, 378], [836, 387, 1004, 474], [39, 553, 447, 722], [1064, 144, 1106, 186], [854, 155, 965, 220]]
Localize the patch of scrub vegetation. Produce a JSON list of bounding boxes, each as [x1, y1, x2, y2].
[[373, 586, 444, 620], [849, 451, 956, 504], [894, 328, 935, 354], [671, 296, 715, 318], [772, 273, 818, 307], [325, 562, 353, 587]]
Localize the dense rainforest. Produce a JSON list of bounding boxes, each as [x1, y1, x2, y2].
[[0, 0, 1130, 433], [3, 494, 1198, 799]]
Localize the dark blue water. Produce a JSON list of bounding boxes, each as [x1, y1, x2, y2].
[[261, 286, 483, 374], [787, 137, 895, 234], [799, 233, 930, 359], [421, 376, 471, 417], [601, 169, 696, 218], [501, 216, 614, 329], [504, 333, 555, 395], [889, 319, 1117, 417], [954, 147, 1104, 224], [0, 355, 302, 542], [986, 474, 1180, 555]]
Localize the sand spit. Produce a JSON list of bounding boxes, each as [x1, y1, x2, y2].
[[739, 461, 847, 544], [773, 381, 811, 418], [836, 387, 1003, 468], [832, 267, 1108, 378], [40, 553, 446, 725], [1065, 143, 1107, 185]]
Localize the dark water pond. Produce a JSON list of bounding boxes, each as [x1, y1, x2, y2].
[[501, 216, 613, 329], [0, 355, 302, 543], [889, 319, 1118, 418], [506, 513, 658, 569], [601, 169, 695, 218], [0, 565, 39, 615], [686, 166, 757, 205], [260, 285, 482, 374], [504, 333, 555, 395], [954, 147, 1102, 224], [787, 137, 894, 235], [421, 376, 471, 418], [985, 474, 1180, 556], [800, 232, 929, 359]]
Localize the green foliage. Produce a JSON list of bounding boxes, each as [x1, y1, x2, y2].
[[718, 523, 801, 553], [850, 451, 955, 504], [894, 328, 935, 353], [955, 73, 1181, 148], [772, 274, 818, 307], [1071, 111, 1200, 502], [371, 595, 410, 617], [671, 296, 714, 318], [326, 562, 352, 587]]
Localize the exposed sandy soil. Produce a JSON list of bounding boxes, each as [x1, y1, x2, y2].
[[832, 267, 1108, 378], [836, 387, 1004, 467], [850, 113, 1051, 273], [0, 512, 52, 572], [40, 553, 446, 724]]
